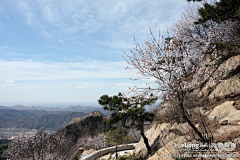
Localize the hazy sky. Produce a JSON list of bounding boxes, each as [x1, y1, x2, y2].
[[0, 0, 189, 107]]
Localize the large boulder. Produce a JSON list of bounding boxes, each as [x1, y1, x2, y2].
[[134, 123, 178, 157], [208, 101, 240, 124], [147, 136, 188, 160], [215, 125, 240, 135], [134, 123, 191, 157]]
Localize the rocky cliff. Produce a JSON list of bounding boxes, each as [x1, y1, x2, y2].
[[134, 55, 240, 159]]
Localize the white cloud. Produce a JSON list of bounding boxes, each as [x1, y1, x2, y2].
[[5, 80, 15, 83], [4, 0, 188, 48], [0, 0, 191, 104], [0, 60, 134, 81]]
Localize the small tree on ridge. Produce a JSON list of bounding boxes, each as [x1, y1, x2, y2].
[[98, 92, 157, 154]]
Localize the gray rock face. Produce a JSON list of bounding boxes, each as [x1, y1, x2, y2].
[[208, 101, 236, 120], [148, 136, 188, 160], [215, 125, 240, 135], [208, 73, 240, 99], [134, 123, 178, 157], [208, 101, 240, 124], [133, 122, 191, 158], [213, 55, 240, 79], [198, 55, 240, 98], [144, 100, 240, 159]]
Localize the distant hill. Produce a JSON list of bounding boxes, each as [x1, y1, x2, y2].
[[65, 106, 111, 115], [57, 111, 105, 142], [17, 112, 88, 131], [67, 110, 105, 126], [0, 105, 111, 116], [0, 104, 111, 132], [0, 109, 88, 131], [0, 109, 72, 118], [56, 111, 137, 143]]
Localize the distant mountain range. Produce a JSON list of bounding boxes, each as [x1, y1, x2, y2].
[[0, 105, 110, 115], [0, 105, 110, 131], [0, 109, 88, 131]]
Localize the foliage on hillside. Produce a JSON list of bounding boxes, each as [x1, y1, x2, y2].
[[58, 116, 105, 143]]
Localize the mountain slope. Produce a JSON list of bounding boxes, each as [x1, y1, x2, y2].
[[57, 111, 105, 142], [16, 112, 88, 131], [0, 105, 111, 115], [0, 109, 88, 131]]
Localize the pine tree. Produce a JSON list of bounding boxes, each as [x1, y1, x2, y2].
[[196, 0, 240, 62], [98, 92, 157, 154], [195, 0, 240, 24]]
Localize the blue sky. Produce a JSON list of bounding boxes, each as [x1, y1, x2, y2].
[[0, 0, 189, 107]]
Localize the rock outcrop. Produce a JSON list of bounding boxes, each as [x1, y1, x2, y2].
[[134, 123, 176, 156], [208, 73, 240, 99], [134, 99, 240, 159], [148, 136, 188, 160], [216, 125, 240, 135], [67, 111, 105, 125], [132, 55, 240, 159], [198, 55, 240, 99], [208, 101, 240, 125], [69, 148, 84, 160], [134, 122, 192, 158]]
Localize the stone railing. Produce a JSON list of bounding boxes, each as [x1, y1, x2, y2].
[[80, 143, 137, 160]]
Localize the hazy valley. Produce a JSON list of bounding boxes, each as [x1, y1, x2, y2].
[[0, 105, 110, 140]]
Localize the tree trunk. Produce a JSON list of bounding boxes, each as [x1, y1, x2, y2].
[[122, 117, 127, 127], [177, 92, 206, 142], [140, 131, 151, 154], [115, 145, 118, 160]]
